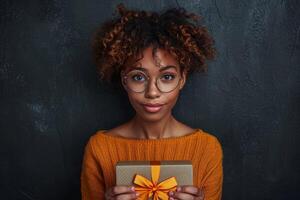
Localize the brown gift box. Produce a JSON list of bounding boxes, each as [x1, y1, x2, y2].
[[116, 160, 193, 200]]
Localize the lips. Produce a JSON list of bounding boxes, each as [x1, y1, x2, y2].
[[141, 103, 164, 113]]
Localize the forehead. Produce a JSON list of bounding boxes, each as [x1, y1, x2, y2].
[[124, 46, 179, 73]]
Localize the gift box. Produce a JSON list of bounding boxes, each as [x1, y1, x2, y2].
[[116, 160, 193, 200]]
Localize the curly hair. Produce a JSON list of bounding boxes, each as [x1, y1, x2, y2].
[[91, 3, 216, 84]]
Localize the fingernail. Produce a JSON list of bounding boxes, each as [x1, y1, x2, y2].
[[176, 186, 181, 192], [169, 191, 174, 196], [131, 186, 135, 191]]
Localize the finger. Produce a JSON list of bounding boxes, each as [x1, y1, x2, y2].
[[198, 186, 205, 196], [176, 185, 199, 196], [171, 191, 195, 200], [114, 192, 138, 200], [195, 187, 205, 200], [108, 185, 136, 197]]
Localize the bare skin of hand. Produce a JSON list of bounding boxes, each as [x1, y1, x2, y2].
[[105, 186, 139, 200], [168, 186, 204, 200]]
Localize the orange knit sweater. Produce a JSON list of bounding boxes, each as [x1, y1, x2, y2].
[[80, 128, 223, 200]]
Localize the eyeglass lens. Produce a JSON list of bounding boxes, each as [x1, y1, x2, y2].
[[123, 70, 180, 93]]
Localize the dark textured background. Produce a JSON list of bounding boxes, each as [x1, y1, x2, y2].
[[0, 0, 299, 199]]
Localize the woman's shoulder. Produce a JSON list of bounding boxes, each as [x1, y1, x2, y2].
[[200, 129, 223, 158], [200, 129, 222, 143]]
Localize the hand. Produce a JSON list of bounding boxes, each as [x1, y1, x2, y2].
[[105, 186, 139, 200], [168, 185, 204, 200]]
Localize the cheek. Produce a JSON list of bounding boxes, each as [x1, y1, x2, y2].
[[164, 90, 180, 108], [127, 93, 143, 110]]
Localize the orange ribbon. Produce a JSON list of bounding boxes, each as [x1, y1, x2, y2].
[[133, 161, 178, 200]]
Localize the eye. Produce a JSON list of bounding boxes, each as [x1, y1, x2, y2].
[[161, 74, 176, 81], [131, 74, 146, 82]]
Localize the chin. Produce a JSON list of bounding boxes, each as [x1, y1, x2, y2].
[[143, 114, 163, 122], [137, 109, 170, 122]]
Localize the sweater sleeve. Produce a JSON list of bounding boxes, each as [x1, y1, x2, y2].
[[81, 136, 105, 200], [202, 137, 224, 200]]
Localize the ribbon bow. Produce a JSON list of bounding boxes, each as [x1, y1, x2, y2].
[[133, 161, 178, 200]]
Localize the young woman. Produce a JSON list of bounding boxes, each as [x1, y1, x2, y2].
[[81, 4, 223, 200]]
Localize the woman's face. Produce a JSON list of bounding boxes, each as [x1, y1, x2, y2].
[[121, 46, 187, 122]]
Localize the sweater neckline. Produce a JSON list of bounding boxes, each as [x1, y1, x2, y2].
[[96, 128, 202, 142]]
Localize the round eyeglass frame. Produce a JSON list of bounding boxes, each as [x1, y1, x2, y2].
[[121, 71, 182, 93]]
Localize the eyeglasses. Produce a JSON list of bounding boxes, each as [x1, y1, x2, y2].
[[121, 70, 182, 93]]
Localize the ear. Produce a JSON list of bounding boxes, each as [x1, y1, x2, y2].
[[179, 69, 187, 90]]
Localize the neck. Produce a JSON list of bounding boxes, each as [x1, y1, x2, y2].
[[130, 113, 178, 139]]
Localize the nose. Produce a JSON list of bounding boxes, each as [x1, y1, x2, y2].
[[144, 79, 160, 98]]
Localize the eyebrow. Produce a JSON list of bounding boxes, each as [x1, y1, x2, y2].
[[128, 65, 178, 72]]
